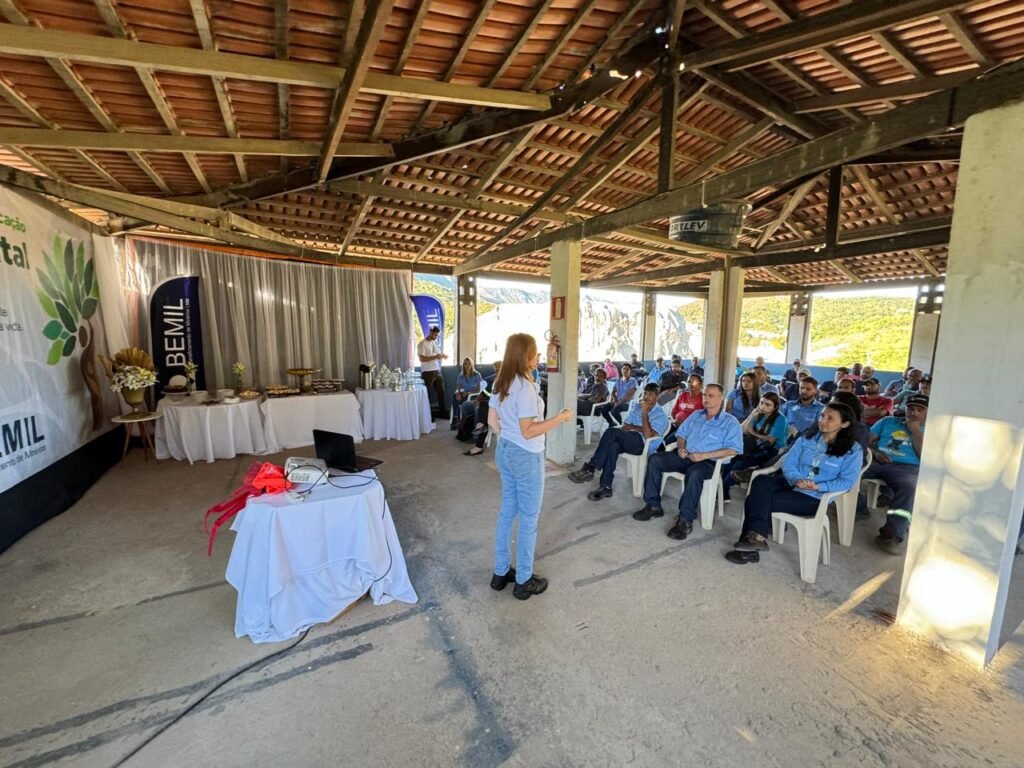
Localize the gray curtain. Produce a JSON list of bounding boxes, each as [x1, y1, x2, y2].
[[120, 238, 412, 389]]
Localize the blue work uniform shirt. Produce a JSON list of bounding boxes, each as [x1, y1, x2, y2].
[[781, 399, 825, 435], [646, 365, 667, 385], [621, 399, 670, 453], [613, 377, 636, 401], [782, 434, 862, 499], [677, 409, 743, 455]]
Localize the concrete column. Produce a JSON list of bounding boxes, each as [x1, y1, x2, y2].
[[546, 239, 581, 465], [895, 99, 1024, 668], [908, 282, 942, 373], [456, 275, 477, 363], [640, 289, 657, 361], [703, 261, 744, 388], [784, 292, 810, 364]]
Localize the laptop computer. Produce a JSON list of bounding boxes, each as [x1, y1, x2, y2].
[[313, 430, 383, 473]]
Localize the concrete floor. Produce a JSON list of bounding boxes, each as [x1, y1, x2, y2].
[[2, 426, 1024, 768]]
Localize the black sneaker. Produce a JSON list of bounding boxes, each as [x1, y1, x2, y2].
[[490, 568, 516, 591], [733, 531, 769, 552], [587, 486, 612, 501], [875, 534, 903, 555], [632, 504, 664, 521], [568, 466, 595, 484], [667, 517, 693, 540], [513, 575, 548, 600], [730, 469, 754, 486]]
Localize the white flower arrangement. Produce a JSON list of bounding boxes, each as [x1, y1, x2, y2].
[[232, 361, 246, 376], [183, 360, 198, 384], [109, 365, 158, 392]]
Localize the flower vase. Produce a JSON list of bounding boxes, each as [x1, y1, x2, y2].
[[121, 387, 146, 415], [235, 375, 244, 392]]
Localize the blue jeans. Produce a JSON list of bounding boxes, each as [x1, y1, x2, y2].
[[587, 428, 645, 488], [494, 438, 545, 584]]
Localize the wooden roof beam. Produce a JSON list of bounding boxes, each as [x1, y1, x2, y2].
[[793, 71, 979, 113], [0, 128, 391, 156], [452, 63, 1024, 275], [318, 0, 395, 181], [678, 0, 975, 72]]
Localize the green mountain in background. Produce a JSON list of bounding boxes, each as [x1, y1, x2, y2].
[[734, 295, 915, 371]]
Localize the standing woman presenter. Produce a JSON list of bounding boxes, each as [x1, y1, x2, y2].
[[488, 333, 572, 600]]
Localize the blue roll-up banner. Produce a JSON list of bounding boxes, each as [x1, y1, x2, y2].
[[410, 294, 445, 349], [149, 276, 206, 392]]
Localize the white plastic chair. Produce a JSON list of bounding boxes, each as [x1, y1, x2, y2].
[[862, 478, 884, 509], [578, 391, 613, 445], [659, 457, 727, 530], [751, 464, 845, 583], [619, 420, 673, 497], [835, 451, 872, 547]]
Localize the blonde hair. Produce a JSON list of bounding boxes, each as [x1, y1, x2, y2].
[[492, 333, 537, 402]]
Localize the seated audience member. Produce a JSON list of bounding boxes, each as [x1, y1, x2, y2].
[[629, 353, 647, 377], [484, 360, 501, 390], [725, 402, 862, 561], [753, 365, 778, 396], [802, 391, 871, 456], [918, 375, 931, 397], [818, 367, 849, 401], [657, 358, 686, 404], [836, 377, 857, 395], [451, 358, 484, 428], [864, 395, 929, 555], [632, 384, 742, 539], [664, 374, 704, 445], [603, 358, 619, 379], [783, 359, 802, 387], [689, 357, 704, 377], [884, 366, 914, 398], [594, 363, 636, 426], [861, 365, 876, 382], [646, 356, 667, 386], [577, 369, 610, 415], [726, 372, 760, 423], [891, 368, 924, 408], [576, 366, 589, 394], [755, 356, 766, 368], [462, 396, 492, 456], [734, 358, 745, 386], [781, 377, 825, 435], [849, 362, 864, 381], [722, 393, 789, 499], [567, 383, 669, 501], [859, 377, 894, 426]]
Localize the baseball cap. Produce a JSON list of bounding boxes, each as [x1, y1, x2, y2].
[[905, 394, 929, 409], [864, 377, 880, 385]]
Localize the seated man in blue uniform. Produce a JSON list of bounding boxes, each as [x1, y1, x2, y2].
[[864, 394, 929, 555], [632, 384, 743, 540], [567, 382, 669, 501]]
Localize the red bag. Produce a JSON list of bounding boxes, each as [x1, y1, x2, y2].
[[204, 462, 293, 555]]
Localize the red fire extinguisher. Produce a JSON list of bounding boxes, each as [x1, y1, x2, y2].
[[545, 331, 560, 373]]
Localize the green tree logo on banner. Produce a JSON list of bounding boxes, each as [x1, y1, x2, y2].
[[36, 235, 104, 431]]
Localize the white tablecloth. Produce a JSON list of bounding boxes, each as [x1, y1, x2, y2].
[[356, 387, 435, 441], [261, 391, 364, 452], [225, 473, 418, 643], [155, 397, 266, 464]]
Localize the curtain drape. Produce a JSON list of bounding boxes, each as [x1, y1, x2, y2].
[[120, 238, 412, 389]]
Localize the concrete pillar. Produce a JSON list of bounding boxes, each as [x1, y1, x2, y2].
[[457, 275, 477, 363], [784, 292, 810, 365], [908, 282, 942, 373], [640, 289, 657, 361], [895, 99, 1024, 668], [703, 261, 744, 388], [546, 239, 581, 465]]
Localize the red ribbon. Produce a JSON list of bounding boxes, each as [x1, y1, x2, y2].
[[204, 462, 293, 555]]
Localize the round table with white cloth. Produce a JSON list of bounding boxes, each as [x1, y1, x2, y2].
[[155, 397, 267, 464], [260, 390, 364, 453], [355, 386, 435, 441]]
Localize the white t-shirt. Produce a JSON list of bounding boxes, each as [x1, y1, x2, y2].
[[417, 338, 441, 372], [494, 375, 546, 453]]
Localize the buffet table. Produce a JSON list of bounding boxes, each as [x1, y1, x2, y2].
[[155, 397, 266, 464], [261, 390, 363, 452], [355, 386, 434, 441], [225, 472, 418, 643]]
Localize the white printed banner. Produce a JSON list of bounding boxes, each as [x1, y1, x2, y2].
[[0, 188, 119, 494]]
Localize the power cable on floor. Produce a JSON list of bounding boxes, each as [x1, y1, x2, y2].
[[108, 627, 312, 768]]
